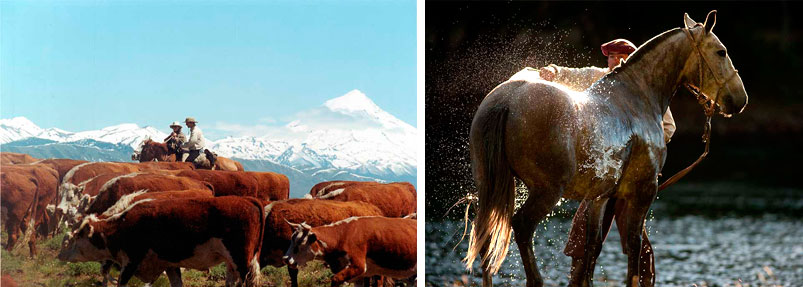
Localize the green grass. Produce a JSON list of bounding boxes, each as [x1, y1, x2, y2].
[[1, 229, 343, 286]]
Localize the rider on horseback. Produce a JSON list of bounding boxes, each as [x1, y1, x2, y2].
[[164, 121, 187, 160], [181, 117, 206, 163], [539, 38, 676, 143]]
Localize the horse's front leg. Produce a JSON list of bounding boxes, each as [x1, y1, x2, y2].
[[618, 182, 656, 287]]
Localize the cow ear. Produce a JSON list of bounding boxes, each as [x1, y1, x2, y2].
[[308, 233, 317, 244], [684, 13, 697, 29], [703, 10, 717, 34]]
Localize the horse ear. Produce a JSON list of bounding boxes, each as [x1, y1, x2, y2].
[[703, 10, 717, 34], [683, 13, 697, 29]]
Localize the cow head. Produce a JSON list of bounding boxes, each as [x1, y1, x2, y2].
[[56, 183, 93, 230], [57, 215, 110, 263], [283, 221, 321, 269]]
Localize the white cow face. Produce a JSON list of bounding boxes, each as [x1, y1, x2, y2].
[[283, 222, 320, 268]]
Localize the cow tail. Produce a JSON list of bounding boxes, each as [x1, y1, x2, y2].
[[464, 103, 515, 275], [18, 177, 40, 253], [246, 197, 265, 286]]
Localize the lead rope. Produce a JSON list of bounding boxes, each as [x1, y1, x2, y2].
[[657, 27, 723, 191]]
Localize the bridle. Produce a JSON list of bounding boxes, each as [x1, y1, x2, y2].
[[658, 26, 740, 191]]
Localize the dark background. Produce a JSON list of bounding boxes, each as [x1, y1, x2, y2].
[[425, 1, 803, 220]]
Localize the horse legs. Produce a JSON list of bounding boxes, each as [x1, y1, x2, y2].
[[482, 261, 493, 287], [614, 200, 656, 287], [512, 185, 563, 287], [618, 193, 655, 287], [566, 198, 613, 287]]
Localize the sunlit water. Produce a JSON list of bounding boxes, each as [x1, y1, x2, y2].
[[426, 215, 802, 286]]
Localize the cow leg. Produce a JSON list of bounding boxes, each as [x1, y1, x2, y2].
[[330, 256, 366, 286], [119, 260, 142, 287], [5, 216, 24, 251], [288, 267, 300, 287], [101, 260, 115, 287], [27, 232, 37, 257], [165, 267, 183, 287]]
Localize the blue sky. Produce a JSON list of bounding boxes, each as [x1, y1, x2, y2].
[[0, 0, 416, 139]]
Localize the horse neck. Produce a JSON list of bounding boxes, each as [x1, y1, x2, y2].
[[604, 29, 694, 115], [143, 142, 170, 161]]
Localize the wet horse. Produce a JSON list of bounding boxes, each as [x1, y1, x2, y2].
[[466, 11, 747, 287], [133, 138, 245, 171]]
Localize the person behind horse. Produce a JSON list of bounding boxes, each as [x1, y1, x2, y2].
[[540, 39, 670, 280], [181, 117, 206, 164], [164, 121, 187, 160], [539, 39, 676, 143]]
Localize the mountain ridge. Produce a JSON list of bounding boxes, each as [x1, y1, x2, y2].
[[1, 90, 417, 197]]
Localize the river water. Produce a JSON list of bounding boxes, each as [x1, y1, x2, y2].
[[426, 215, 802, 286]]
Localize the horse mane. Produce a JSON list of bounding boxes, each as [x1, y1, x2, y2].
[[610, 27, 685, 75]]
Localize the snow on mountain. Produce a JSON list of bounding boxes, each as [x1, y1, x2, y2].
[[1, 89, 417, 180], [208, 89, 417, 178], [323, 89, 414, 132], [0, 117, 44, 143], [210, 136, 290, 161], [0, 117, 167, 150], [66, 124, 168, 150]]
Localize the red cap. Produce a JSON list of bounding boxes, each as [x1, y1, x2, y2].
[[601, 39, 636, 56]]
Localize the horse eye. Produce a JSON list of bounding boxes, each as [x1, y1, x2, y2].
[[717, 50, 726, 57]]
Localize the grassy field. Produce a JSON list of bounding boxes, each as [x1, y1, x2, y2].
[[1, 229, 338, 286]]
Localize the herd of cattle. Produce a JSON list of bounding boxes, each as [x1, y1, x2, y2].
[[0, 152, 417, 286]]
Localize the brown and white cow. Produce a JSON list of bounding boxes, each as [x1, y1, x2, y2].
[[169, 169, 289, 201], [79, 172, 213, 218], [244, 171, 290, 201], [309, 181, 417, 218], [58, 196, 264, 287], [0, 165, 60, 256], [0, 152, 38, 165], [89, 189, 214, 286], [260, 199, 384, 287], [56, 161, 195, 225], [284, 217, 417, 286], [30, 158, 89, 182]]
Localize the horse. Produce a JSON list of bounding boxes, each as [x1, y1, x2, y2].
[[132, 138, 245, 171], [465, 11, 747, 287]]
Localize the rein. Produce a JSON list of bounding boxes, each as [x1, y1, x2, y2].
[[657, 27, 738, 191]]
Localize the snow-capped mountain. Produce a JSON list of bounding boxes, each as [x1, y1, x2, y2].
[[0, 117, 167, 150], [209, 89, 417, 179], [0, 90, 417, 197]]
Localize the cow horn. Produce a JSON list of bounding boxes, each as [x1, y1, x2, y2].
[[284, 218, 301, 229]]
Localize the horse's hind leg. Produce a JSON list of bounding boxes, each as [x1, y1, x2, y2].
[[512, 183, 564, 287], [482, 261, 493, 287]]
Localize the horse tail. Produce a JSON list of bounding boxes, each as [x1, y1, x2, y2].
[[465, 102, 515, 275]]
